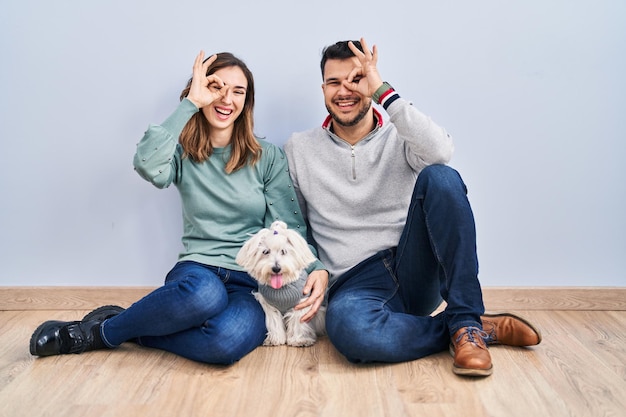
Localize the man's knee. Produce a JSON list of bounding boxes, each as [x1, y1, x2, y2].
[[416, 164, 467, 196]]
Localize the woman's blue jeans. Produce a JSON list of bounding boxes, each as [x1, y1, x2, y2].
[[100, 261, 266, 365], [325, 164, 485, 363]]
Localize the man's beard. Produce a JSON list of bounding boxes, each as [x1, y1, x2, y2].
[[326, 99, 372, 127]]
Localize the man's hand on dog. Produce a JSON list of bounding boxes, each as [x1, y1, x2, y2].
[[296, 270, 329, 322]]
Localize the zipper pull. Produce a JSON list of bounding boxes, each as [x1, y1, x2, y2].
[[351, 146, 356, 180]]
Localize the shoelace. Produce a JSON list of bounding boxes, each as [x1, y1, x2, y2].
[[455, 326, 489, 345], [481, 320, 497, 343]]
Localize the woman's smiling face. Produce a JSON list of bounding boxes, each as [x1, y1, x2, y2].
[[201, 65, 248, 134]]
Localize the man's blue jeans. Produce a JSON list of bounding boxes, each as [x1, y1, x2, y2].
[[325, 164, 485, 363], [100, 261, 266, 365]]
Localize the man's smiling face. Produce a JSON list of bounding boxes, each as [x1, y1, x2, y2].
[[322, 57, 372, 128]]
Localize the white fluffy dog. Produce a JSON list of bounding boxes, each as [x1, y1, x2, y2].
[[236, 220, 326, 347]]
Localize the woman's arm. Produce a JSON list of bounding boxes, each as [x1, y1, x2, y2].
[[133, 99, 198, 188]]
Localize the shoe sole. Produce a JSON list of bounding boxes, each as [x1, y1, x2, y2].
[[83, 305, 125, 322], [453, 364, 493, 377], [482, 312, 543, 344], [448, 344, 494, 377]]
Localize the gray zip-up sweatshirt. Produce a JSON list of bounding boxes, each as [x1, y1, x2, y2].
[[284, 94, 454, 283]]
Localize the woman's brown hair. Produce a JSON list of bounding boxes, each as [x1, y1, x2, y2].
[[179, 52, 261, 173]]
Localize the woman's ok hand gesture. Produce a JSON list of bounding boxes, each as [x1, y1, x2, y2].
[[186, 51, 227, 109]]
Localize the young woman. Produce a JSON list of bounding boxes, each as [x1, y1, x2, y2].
[[30, 51, 328, 364]]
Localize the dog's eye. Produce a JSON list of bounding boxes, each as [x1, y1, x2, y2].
[[262, 249, 270, 255]]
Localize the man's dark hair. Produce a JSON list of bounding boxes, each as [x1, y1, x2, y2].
[[320, 40, 364, 78]]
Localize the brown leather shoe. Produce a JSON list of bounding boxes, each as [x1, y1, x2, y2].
[[450, 327, 493, 377], [481, 313, 542, 346]]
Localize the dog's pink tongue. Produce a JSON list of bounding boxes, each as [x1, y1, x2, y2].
[[270, 274, 283, 289]]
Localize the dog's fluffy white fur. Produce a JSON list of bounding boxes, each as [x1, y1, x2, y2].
[[236, 220, 326, 347]]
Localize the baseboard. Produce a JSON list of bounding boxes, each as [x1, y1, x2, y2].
[[0, 286, 625, 311]]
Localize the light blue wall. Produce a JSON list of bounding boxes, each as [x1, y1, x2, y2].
[[1, 1, 625, 286]]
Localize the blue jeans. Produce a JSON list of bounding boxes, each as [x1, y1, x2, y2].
[[325, 165, 485, 363], [100, 261, 266, 365]]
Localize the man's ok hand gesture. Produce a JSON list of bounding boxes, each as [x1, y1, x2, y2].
[[343, 37, 384, 99]]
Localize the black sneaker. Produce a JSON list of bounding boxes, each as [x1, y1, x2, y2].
[[82, 305, 125, 322], [30, 319, 106, 356]]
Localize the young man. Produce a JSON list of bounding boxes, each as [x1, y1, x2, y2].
[[285, 38, 541, 377]]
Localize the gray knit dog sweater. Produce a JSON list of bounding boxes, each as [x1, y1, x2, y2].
[[257, 270, 308, 314]]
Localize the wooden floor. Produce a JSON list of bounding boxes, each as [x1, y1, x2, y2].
[[1, 288, 625, 417]]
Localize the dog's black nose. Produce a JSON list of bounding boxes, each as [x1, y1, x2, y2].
[[272, 265, 281, 273]]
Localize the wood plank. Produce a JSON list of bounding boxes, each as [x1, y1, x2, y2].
[[0, 287, 153, 311], [1, 310, 625, 417], [518, 310, 626, 417], [1, 286, 625, 311], [481, 287, 626, 311]]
